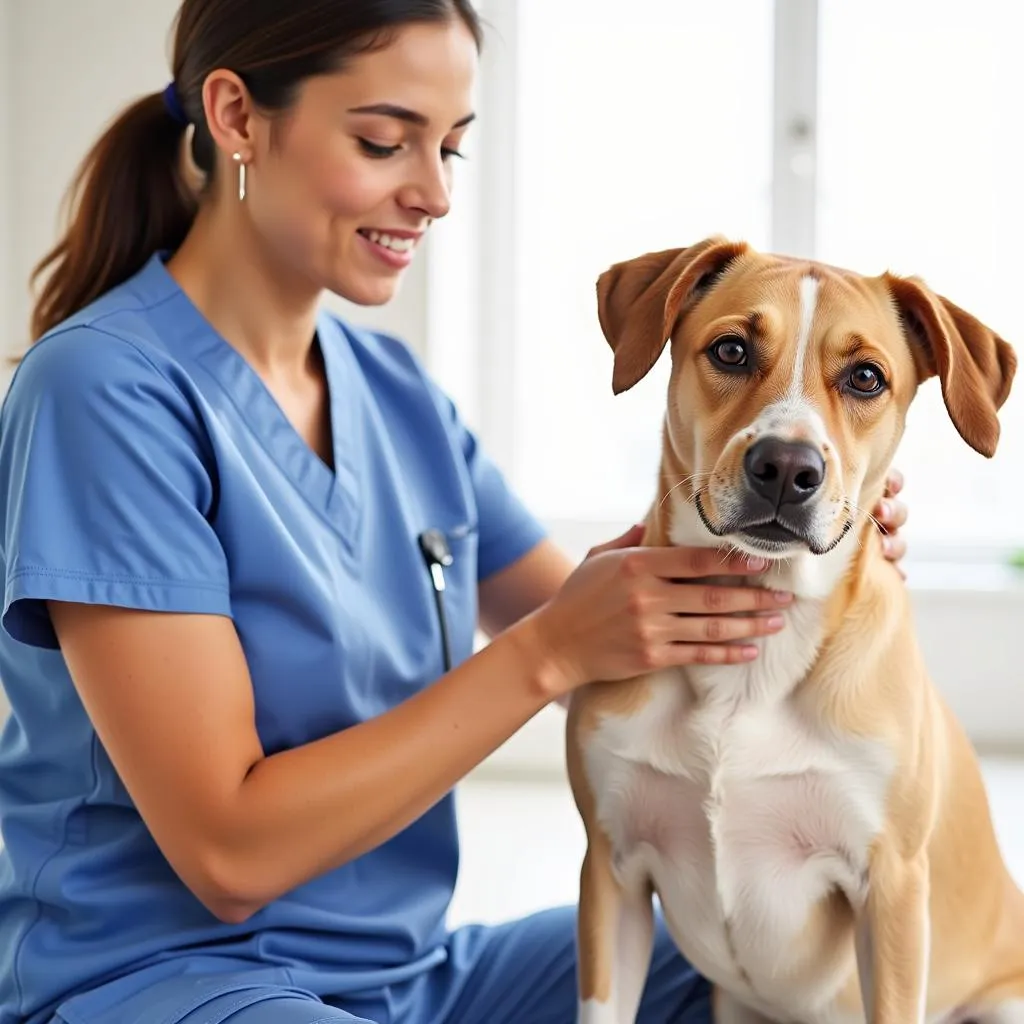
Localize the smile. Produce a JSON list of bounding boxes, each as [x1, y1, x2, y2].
[[358, 229, 416, 253], [356, 229, 421, 270]]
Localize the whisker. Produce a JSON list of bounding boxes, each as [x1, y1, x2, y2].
[[843, 497, 883, 535], [658, 471, 713, 510]]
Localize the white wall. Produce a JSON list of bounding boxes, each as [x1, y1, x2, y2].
[[0, 0, 10, 720], [0, 0, 429, 366], [0, 0, 11, 370]]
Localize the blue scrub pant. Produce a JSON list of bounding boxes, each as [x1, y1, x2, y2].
[[157, 906, 711, 1024]]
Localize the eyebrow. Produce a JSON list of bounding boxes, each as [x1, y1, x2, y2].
[[745, 311, 765, 341], [347, 103, 476, 129], [842, 334, 876, 359]]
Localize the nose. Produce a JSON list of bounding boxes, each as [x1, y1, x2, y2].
[[400, 158, 452, 221], [744, 438, 825, 508]]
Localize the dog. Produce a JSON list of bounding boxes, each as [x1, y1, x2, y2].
[[566, 236, 1020, 1024]]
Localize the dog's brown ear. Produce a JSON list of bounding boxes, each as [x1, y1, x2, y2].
[[596, 236, 749, 394], [884, 273, 1017, 458]]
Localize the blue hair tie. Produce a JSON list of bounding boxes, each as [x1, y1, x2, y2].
[[162, 82, 189, 127]]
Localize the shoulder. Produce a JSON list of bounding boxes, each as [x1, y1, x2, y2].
[[6, 318, 199, 433], [10, 251, 206, 409], [0, 320, 214, 505]]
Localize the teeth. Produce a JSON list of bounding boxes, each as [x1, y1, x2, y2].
[[365, 230, 415, 253]]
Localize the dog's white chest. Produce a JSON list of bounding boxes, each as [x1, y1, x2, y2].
[[584, 663, 894, 1018]]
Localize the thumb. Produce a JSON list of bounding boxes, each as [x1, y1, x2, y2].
[[587, 522, 647, 558]]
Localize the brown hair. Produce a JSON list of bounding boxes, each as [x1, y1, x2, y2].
[[28, 0, 483, 342]]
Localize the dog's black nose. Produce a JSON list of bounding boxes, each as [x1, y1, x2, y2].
[[744, 438, 825, 508]]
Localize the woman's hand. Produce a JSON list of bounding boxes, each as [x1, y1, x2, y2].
[[874, 467, 908, 571], [529, 524, 793, 697]]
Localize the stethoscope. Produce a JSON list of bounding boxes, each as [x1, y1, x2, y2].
[[418, 528, 454, 674]]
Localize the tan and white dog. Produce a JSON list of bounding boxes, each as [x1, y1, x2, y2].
[[566, 237, 1020, 1024]]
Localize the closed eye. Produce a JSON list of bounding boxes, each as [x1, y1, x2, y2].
[[358, 138, 402, 158], [358, 138, 466, 162]]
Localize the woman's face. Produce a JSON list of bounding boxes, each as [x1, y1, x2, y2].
[[224, 18, 479, 306]]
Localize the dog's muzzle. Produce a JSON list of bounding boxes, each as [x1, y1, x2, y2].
[[737, 437, 824, 547], [698, 437, 833, 553], [744, 434, 822, 519]]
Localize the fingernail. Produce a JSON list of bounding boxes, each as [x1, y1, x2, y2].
[[878, 500, 891, 519], [766, 615, 785, 629], [773, 590, 794, 604], [745, 556, 769, 571], [882, 536, 894, 555], [741, 645, 759, 660]]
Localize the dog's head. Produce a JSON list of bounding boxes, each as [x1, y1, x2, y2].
[[597, 236, 1017, 560]]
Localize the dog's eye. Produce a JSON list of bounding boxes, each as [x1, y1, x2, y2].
[[846, 363, 887, 396], [708, 336, 749, 369]]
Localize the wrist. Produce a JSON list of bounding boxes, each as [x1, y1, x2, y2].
[[503, 607, 581, 703]]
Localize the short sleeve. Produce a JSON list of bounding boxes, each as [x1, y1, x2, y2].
[[0, 328, 232, 649], [428, 384, 548, 581]]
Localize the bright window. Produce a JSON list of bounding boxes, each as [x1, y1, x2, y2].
[[816, 0, 1024, 551], [429, 0, 1023, 557], [511, 0, 774, 526]]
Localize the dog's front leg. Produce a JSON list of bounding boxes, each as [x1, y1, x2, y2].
[[856, 848, 930, 1024], [577, 827, 655, 1024]]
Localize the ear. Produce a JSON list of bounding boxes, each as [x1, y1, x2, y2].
[[884, 273, 1017, 458], [596, 236, 749, 394]]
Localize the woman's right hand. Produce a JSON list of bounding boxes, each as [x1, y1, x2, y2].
[[529, 524, 794, 697]]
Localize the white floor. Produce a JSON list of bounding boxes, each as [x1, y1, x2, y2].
[[447, 758, 1024, 928]]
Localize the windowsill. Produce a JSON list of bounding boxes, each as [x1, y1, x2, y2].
[[903, 558, 1024, 594]]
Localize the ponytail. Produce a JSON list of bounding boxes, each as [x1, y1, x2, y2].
[[28, 91, 198, 342]]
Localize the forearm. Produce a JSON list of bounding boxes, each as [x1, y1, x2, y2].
[[477, 539, 576, 639], [208, 617, 559, 920]]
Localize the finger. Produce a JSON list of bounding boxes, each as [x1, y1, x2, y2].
[[665, 612, 787, 645], [881, 533, 907, 564], [662, 641, 761, 667], [884, 467, 905, 498], [650, 579, 794, 615], [589, 523, 646, 558], [874, 497, 908, 532], [887, 499, 908, 531], [637, 545, 770, 580]]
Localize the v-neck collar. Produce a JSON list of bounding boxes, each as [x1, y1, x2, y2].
[[131, 253, 363, 553]]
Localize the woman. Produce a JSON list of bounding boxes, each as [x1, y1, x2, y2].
[[0, 3, 909, 1023]]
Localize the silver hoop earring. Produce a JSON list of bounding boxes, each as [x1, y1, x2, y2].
[[232, 152, 247, 202]]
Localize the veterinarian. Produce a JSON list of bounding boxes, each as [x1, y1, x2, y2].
[[0, 3, 909, 1023]]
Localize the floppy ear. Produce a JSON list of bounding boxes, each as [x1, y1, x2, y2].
[[596, 236, 749, 394], [884, 273, 1017, 458]]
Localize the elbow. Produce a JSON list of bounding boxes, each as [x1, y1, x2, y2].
[[204, 893, 262, 926], [186, 846, 272, 925], [199, 878, 263, 924]]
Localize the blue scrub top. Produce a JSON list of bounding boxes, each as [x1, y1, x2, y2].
[[0, 253, 547, 1024]]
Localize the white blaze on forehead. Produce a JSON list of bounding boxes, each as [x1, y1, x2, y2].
[[748, 272, 828, 444], [787, 274, 820, 402]]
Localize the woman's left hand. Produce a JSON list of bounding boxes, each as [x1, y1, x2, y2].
[[874, 467, 908, 574]]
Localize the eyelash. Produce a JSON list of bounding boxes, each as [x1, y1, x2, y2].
[[357, 138, 464, 161]]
